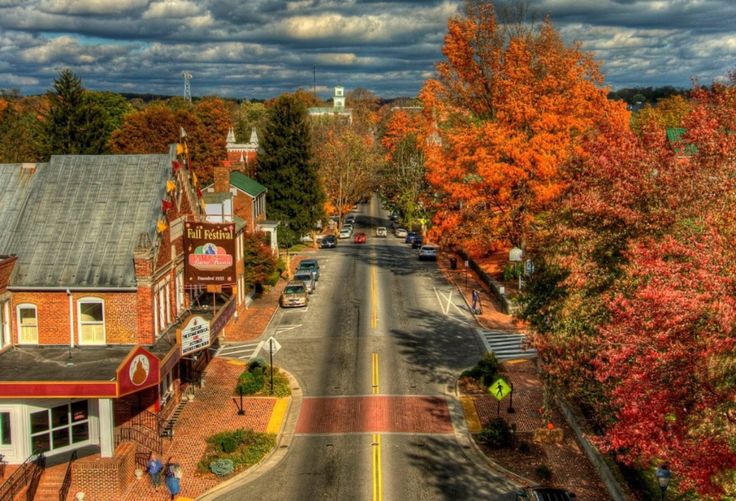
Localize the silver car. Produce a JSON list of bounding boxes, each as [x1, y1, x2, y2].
[[294, 270, 316, 294], [418, 245, 438, 260]]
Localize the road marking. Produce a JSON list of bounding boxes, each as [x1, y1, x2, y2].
[[371, 352, 380, 394], [266, 398, 289, 434], [372, 433, 383, 501], [371, 265, 378, 329]]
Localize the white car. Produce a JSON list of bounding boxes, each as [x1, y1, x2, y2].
[[339, 227, 353, 239], [395, 228, 408, 238], [376, 227, 387, 237], [418, 245, 438, 260]]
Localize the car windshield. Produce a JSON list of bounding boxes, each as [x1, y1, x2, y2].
[[295, 273, 311, 281], [300, 261, 318, 268], [285, 284, 305, 294]]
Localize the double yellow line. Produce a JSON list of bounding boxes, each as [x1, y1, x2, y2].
[[371, 352, 380, 394], [371, 352, 382, 501], [372, 433, 383, 501]]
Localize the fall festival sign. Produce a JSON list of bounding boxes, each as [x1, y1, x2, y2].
[[184, 221, 236, 286]]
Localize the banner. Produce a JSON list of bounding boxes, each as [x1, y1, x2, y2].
[[184, 221, 236, 285]]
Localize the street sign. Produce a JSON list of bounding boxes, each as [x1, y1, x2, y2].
[[489, 378, 511, 401], [264, 337, 282, 356]]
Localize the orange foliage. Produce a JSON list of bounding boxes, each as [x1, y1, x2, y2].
[[421, 4, 629, 255]]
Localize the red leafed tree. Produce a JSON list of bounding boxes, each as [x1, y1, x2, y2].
[[420, 2, 628, 254], [594, 230, 736, 495]]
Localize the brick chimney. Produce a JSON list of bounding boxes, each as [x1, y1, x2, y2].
[[214, 161, 231, 193]]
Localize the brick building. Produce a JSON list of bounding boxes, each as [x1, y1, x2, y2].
[[0, 145, 246, 482]]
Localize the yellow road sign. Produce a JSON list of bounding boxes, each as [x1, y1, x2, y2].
[[489, 378, 511, 401]]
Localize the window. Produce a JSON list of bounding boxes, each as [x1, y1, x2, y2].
[[78, 299, 105, 345], [0, 412, 11, 445], [30, 402, 89, 453], [159, 370, 174, 405], [158, 286, 166, 331], [175, 270, 184, 314], [17, 305, 38, 344]]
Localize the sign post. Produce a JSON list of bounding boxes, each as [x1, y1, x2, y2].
[[263, 337, 282, 395], [489, 377, 512, 418]]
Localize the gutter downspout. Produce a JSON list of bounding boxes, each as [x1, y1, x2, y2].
[[67, 289, 74, 349]]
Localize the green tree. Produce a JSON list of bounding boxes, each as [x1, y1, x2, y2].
[[233, 100, 268, 144], [0, 95, 47, 162], [46, 69, 107, 155], [85, 91, 132, 150], [256, 94, 324, 246], [242, 231, 277, 288]]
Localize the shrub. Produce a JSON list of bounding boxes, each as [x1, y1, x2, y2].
[[248, 357, 267, 373], [535, 464, 553, 481], [266, 366, 291, 397], [478, 417, 513, 449], [237, 371, 265, 395], [462, 352, 503, 387], [517, 440, 531, 454], [209, 458, 234, 476], [218, 435, 238, 453]]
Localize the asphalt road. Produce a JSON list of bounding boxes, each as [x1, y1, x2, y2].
[[212, 196, 518, 501]]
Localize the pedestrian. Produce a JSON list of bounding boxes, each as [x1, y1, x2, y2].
[[164, 462, 182, 500], [147, 452, 163, 490], [471, 289, 481, 314]]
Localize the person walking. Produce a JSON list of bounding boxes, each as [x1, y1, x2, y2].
[[471, 289, 482, 314], [164, 462, 182, 500], [147, 452, 163, 490]]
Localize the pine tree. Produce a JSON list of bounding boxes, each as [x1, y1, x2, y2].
[[256, 94, 324, 246], [46, 69, 107, 155]]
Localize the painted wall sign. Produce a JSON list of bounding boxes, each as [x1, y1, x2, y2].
[[117, 346, 160, 397], [180, 315, 211, 356], [184, 222, 236, 285]]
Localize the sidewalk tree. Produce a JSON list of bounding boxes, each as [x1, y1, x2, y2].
[[46, 69, 108, 155], [241, 231, 277, 289], [419, 1, 627, 254], [256, 94, 324, 246], [378, 109, 427, 228]]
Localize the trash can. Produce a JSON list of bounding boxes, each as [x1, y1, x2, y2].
[[449, 257, 457, 269]]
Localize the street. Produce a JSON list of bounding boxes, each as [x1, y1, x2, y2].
[[212, 196, 519, 500]]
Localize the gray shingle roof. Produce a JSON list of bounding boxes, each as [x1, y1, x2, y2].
[[0, 163, 46, 253], [0, 154, 172, 289]]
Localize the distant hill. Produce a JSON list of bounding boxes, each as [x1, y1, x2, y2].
[[608, 86, 688, 105]]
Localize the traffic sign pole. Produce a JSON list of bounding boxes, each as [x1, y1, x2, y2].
[[269, 338, 274, 395]]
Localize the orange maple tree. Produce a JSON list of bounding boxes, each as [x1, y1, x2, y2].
[[420, 2, 628, 255]]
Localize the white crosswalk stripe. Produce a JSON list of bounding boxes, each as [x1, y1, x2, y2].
[[477, 329, 537, 361], [215, 341, 262, 361]]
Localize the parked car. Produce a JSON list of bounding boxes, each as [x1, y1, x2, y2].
[[418, 245, 438, 260], [297, 259, 320, 281], [411, 235, 424, 249], [339, 227, 353, 239], [353, 232, 367, 244], [405, 231, 418, 244], [345, 214, 356, 225], [395, 228, 408, 238], [376, 227, 387, 237], [515, 487, 576, 500], [321, 235, 337, 248], [279, 281, 308, 308], [293, 270, 316, 294]]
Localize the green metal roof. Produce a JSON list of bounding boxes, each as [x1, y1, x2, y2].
[[230, 171, 266, 197]]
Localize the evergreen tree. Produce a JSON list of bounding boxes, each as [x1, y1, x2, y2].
[[46, 69, 107, 155], [256, 94, 324, 246]]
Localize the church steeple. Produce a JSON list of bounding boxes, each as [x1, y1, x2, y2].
[[248, 127, 258, 146], [226, 127, 236, 144]]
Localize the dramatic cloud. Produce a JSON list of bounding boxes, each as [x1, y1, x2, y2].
[[0, 0, 733, 98]]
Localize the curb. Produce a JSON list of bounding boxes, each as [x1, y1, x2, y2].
[[196, 369, 303, 500]]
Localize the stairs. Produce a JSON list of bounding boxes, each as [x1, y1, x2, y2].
[[28, 463, 67, 500]]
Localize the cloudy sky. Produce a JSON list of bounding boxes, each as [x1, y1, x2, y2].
[[0, 0, 734, 100]]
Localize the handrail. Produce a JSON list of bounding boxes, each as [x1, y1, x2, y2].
[[58, 450, 78, 501], [128, 408, 164, 437], [0, 449, 44, 501], [114, 427, 163, 455]]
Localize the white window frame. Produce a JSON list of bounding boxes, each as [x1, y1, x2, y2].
[[1, 300, 9, 348], [175, 269, 184, 315], [16, 304, 38, 344], [158, 285, 166, 332], [77, 298, 105, 346]]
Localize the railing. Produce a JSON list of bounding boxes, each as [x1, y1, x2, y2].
[[0, 450, 45, 501], [58, 450, 77, 501], [128, 408, 164, 438], [114, 427, 163, 455]]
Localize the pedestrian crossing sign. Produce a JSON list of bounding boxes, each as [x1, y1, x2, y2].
[[489, 378, 511, 401]]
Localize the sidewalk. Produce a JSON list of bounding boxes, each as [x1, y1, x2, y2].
[[438, 251, 611, 501]]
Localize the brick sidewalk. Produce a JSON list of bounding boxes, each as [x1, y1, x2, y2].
[[438, 251, 611, 500]]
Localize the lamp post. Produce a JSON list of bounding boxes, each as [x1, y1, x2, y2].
[[509, 247, 523, 291], [656, 464, 672, 501]]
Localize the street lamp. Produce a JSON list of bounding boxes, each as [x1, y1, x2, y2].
[[509, 247, 523, 291], [656, 464, 672, 500]]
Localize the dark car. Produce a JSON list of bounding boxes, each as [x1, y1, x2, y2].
[[405, 231, 417, 244], [320, 235, 337, 248], [516, 487, 576, 500], [297, 259, 320, 281], [411, 236, 424, 249]]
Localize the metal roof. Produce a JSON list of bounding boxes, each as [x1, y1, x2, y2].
[[0, 153, 172, 289], [0, 163, 46, 253], [230, 170, 266, 197]]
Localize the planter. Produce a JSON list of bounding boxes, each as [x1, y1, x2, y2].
[[134, 468, 144, 480]]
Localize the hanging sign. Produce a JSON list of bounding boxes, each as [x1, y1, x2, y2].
[[184, 221, 236, 285], [179, 315, 211, 356]]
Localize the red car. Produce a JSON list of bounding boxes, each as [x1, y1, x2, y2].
[[353, 232, 367, 244]]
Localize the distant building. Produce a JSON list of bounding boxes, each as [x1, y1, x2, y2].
[[308, 86, 352, 123], [225, 127, 259, 176]]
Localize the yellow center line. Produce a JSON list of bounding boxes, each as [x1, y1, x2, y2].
[[371, 352, 379, 394], [370, 264, 378, 329], [372, 433, 383, 501]]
